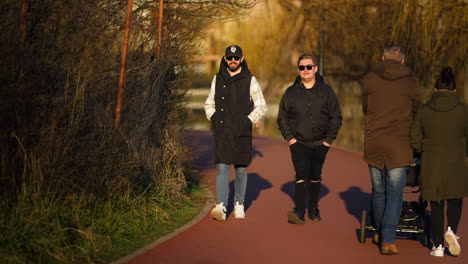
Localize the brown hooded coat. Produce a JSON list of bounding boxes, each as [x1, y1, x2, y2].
[[362, 60, 422, 169]]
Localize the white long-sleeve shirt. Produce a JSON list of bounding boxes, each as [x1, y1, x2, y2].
[[204, 75, 267, 124]]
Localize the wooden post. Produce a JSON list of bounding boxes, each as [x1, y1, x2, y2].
[[319, 9, 324, 76], [19, 0, 28, 92], [114, 0, 134, 127], [157, 0, 164, 57], [19, 0, 27, 49]]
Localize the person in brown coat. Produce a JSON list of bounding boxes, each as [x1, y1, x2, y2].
[[362, 44, 422, 255], [410, 67, 468, 257]]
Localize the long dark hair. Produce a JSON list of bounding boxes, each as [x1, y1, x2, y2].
[[435, 67, 456, 90]]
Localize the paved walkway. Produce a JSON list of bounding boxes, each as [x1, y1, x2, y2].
[[125, 130, 467, 264]]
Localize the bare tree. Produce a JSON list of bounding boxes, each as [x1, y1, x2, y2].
[[209, 0, 467, 99]]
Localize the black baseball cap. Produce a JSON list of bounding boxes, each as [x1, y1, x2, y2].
[[225, 45, 243, 58]]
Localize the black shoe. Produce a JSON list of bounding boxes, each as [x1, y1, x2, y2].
[[308, 207, 321, 222], [288, 211, 305, 224]]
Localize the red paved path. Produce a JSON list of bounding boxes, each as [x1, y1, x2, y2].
[[126, 130, 467, 264]]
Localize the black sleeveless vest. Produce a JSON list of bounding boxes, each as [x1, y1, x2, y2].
[[211, 59, 254, 165]]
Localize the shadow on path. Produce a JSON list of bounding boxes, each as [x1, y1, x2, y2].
[[339, 186, 372, 223], [227, 173, 272, 214], [280, 181, 330, 209], [251, 146, 264, 160], [339, 187, 373, 242]]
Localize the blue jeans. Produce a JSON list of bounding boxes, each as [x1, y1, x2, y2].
[[216, 163, 247, 207], [369, 166, 408, 244]]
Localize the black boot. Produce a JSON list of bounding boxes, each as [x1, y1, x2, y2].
[[308, 207, 321, 222]]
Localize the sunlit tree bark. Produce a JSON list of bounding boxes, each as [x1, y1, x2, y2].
[[115, 0, 134, 127]]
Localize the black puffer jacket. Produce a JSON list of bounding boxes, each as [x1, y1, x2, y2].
[[277, 74, 342, 146]]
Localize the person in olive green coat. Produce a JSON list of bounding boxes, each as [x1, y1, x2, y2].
[[410, 67, 468, 257]]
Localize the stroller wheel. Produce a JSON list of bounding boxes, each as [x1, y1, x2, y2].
[[359, 210, 367, 243]]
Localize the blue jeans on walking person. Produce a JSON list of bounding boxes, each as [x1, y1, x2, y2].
[[216, 163, 247, 207], [369, 166, 408, 244]]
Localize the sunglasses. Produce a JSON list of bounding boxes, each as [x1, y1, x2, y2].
[[226, 56, 240, 61], [298, 65, 316, 71]]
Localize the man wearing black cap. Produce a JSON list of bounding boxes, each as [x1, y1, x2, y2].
[[204, 45, 267, 221]]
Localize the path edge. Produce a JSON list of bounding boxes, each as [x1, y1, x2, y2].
[[111, 183, 214, 264]]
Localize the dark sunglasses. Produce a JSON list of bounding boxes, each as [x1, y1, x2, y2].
[[226, 56, 240, 61], [298, 65, 316, 71]]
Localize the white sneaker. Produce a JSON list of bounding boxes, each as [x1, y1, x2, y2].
[[233, 202, 245, 219], [430, 245, 444, 257], [445, 226, 461, 256], [211, 203, 226, 221]]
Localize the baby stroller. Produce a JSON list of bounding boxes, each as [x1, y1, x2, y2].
[[359, 159, 431, 247]]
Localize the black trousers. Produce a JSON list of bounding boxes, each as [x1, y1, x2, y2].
[[289, 142, 329, 214], [430, 198, 463, 247]]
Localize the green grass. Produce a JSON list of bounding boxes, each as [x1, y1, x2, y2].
[[0, 185, 207, 264], [100, 185, 207, 263]]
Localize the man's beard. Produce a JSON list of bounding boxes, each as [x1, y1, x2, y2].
[[228, 62, 240, 72]]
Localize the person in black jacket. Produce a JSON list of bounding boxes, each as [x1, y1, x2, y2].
[[277, 53, 342, 224], [204, 45, 267, 221]]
